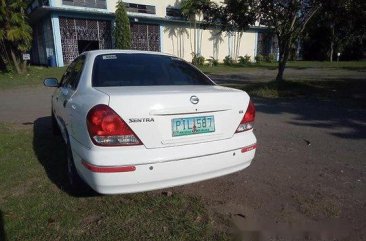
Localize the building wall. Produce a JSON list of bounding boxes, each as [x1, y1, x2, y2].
[[43, 0, 260, 66], [162, 24, 257, 62], [51, 0, 223, 18]]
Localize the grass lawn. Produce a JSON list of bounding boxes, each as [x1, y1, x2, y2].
[[0, 66, 66, 89], [0, 61, 365, 103], [0, 61, 365, 89], [200, 61, 366, 103], [200, 60, 366, 74], [223, 79, 366, 103], [0, 123, 229, 240]]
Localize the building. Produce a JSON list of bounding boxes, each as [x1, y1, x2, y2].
[[28, 0, 274, 67]]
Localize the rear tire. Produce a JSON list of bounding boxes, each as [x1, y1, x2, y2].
[[66, 141, 90, 195]]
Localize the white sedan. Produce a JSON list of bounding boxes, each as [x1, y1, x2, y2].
[[44, 50, 256, 194]]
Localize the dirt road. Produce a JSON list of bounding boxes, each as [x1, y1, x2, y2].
[[0, 82, 365, 240], [175, 97, 366, 240]]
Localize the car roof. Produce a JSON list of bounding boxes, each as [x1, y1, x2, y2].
[[84, 49, 174, 59]]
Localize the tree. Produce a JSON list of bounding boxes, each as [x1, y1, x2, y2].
[[114, 1, 131, 49], [203, 0, 257, 61], [0, 0, 32, 73], [321, 0, 351, 62], [259, 0, 321, 81], [303, 0, 366, 61], [181, 0, 210, 56]]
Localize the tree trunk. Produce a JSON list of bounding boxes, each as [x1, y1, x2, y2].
[[199, 24, 203, 55], [188, 22, 193, 54], [237, 32, 243, 60], [193, 19, 197, 55], [276, 38, 291, 82], [198, 15, 203, 55], [0, 41, 10, 71], [330, 40, 334, 62], [330, 24, 335, 62], [276, 60, 286, 81], [10, 48, 22, 74]]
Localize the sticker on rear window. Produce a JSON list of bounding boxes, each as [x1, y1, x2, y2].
[[102, 55, 117, 60]]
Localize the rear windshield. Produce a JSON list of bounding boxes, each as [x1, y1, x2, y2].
[[92, 53, 214, 87]]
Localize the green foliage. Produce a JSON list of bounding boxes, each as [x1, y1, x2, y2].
[[255, 54, 264, 64], [303, 0, 366, 61], [200, 0, 256, 33], [180, 0, 210, 20], [191, 53, 205, 66], [0, 0, 32, 73], [258, 0, 321, 81], [223, 56, 234, 66], [114, 1, 131, 49], [256, 54, 276, 64], [208, 56, 219, 66], [238, 55, 251, 65], [265, 53, 276, 63]]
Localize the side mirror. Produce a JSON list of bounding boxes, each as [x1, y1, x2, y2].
[[43, 78, 59, 87]]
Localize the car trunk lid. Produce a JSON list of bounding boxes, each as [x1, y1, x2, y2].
[[94, 85, 250, 149]]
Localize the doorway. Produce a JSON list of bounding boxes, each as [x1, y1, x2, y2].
[[60, 17, 113, 64], [78, 40, 99, 54]]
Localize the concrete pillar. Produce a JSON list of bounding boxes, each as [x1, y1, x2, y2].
[[51, 14, 64, 67], [254, 32, 258, 59], [160, 25, 164, 52]]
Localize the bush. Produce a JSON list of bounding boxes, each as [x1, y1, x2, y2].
[[255, 54, 264, 63], [114, 1, 131, 49], [265, 53, 276, 63], [238, 55, 251, 65], [223, 55, 234, 65], [207, 57, 219, 66], [191, 53, 205, 66]]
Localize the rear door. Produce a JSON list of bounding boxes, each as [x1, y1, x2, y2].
[[55, 56, 86, 137]]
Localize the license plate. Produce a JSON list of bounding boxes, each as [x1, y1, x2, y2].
[[172, 116, 215, 137]]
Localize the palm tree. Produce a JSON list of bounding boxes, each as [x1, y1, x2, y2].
[[0, 0, 32, 73], [180, 0, 210, 56]]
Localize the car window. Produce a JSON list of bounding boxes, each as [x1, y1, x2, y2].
[[60, 56, 86, 90], [92, 54, 214, 87]]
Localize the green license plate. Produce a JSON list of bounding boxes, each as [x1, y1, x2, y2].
[[172, 116, 215, 137]]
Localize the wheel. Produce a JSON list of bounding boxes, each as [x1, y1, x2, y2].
[[51, 112, 61, 136], [66, 141, 89, 194]]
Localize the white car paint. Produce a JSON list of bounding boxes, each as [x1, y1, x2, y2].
[[48, 50, 257, 194]]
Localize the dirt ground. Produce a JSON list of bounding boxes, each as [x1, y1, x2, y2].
[[0, 68, 365, 240]]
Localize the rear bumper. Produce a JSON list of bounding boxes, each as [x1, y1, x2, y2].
[[70, 132, 256, 194]]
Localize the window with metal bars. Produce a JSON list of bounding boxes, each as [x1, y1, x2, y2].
[[166, 7, 185, 20], [124, 3, 156, 14], [62, 0, 107, 9]]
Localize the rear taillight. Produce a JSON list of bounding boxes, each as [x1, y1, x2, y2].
[[235, 100, 255, 133], [86, 105, 142, 146]]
